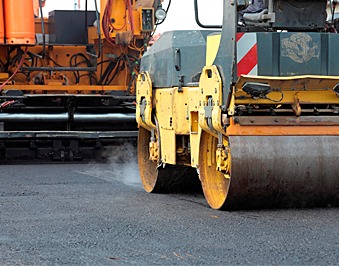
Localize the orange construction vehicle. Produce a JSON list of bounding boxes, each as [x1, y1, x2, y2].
[[0, 0, 164, 161]]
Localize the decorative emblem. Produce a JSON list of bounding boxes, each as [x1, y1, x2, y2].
[[281, 33, 319, 63]]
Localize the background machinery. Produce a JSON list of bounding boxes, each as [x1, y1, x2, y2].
[[0, 0, 162, 161], [136, 0, 339, 209]]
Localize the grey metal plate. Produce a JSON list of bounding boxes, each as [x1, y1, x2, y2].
[[226, 136, 339, 209]]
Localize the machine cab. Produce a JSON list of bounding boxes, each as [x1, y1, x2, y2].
[[240, 0, 327, 31]]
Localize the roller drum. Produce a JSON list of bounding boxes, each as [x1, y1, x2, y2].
[[138, 126, 201, 194], [4, 0, 35, 45], [227, 136, 339, 209]]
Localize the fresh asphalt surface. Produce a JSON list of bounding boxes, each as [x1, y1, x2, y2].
[[1, 145, 338, 265]]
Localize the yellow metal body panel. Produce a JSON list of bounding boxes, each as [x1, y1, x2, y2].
[[234, 75, 339, 105], [206, 33, 221, 66], [155, 89, 176, 164], [236, 75, 339, 90], [136, 72, 155, 131], [229, 74, 339, 137], [227, 123, 339, 136], [156, 89, 175, 131], [235, 90, 339, 105], [136, 68, 226, 167], [188, 88, 202, 168], [137, 80, 202, 166], [154, 87, 198, 165], [198, 66, 224, 136]]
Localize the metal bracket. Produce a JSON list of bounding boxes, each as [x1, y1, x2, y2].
[[149, 128, 159, 163], [292, 93, 301, 116], [140, 98, 147, 123], [204, 97, 214, 131], [178, 75, 184, 93], [216, 133, 230, 175], [174, 48, 181, 71]]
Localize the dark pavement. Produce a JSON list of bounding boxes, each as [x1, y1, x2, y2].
[[0, 146, 338, 265]]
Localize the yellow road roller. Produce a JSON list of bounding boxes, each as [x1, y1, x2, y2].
[[136, 0, 339, 209]]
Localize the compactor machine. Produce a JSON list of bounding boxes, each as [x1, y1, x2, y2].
[[136, 0, 339, 209], [0, 0, 162, 161]]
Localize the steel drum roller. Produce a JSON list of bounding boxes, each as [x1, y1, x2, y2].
[[200, 134, 339, 210]]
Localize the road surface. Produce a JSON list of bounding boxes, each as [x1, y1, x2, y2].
[[1, 145, 338, 265]]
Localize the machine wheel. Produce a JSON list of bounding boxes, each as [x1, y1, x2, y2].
[[199, 131, 230, 210], [138, 126, 201, 193], [138, 126, 162, 192]]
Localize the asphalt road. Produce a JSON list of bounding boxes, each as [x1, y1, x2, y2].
[[1, 145, 338, 265]]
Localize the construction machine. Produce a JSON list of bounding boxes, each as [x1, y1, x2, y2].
[[136, 0, 339, 209], [0, 0, 161, 161]]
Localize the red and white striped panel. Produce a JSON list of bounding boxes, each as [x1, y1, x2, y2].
[[236, 32, 258, 76]]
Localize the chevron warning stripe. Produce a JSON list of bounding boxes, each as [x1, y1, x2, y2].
[[236, 32, 258, 76]]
